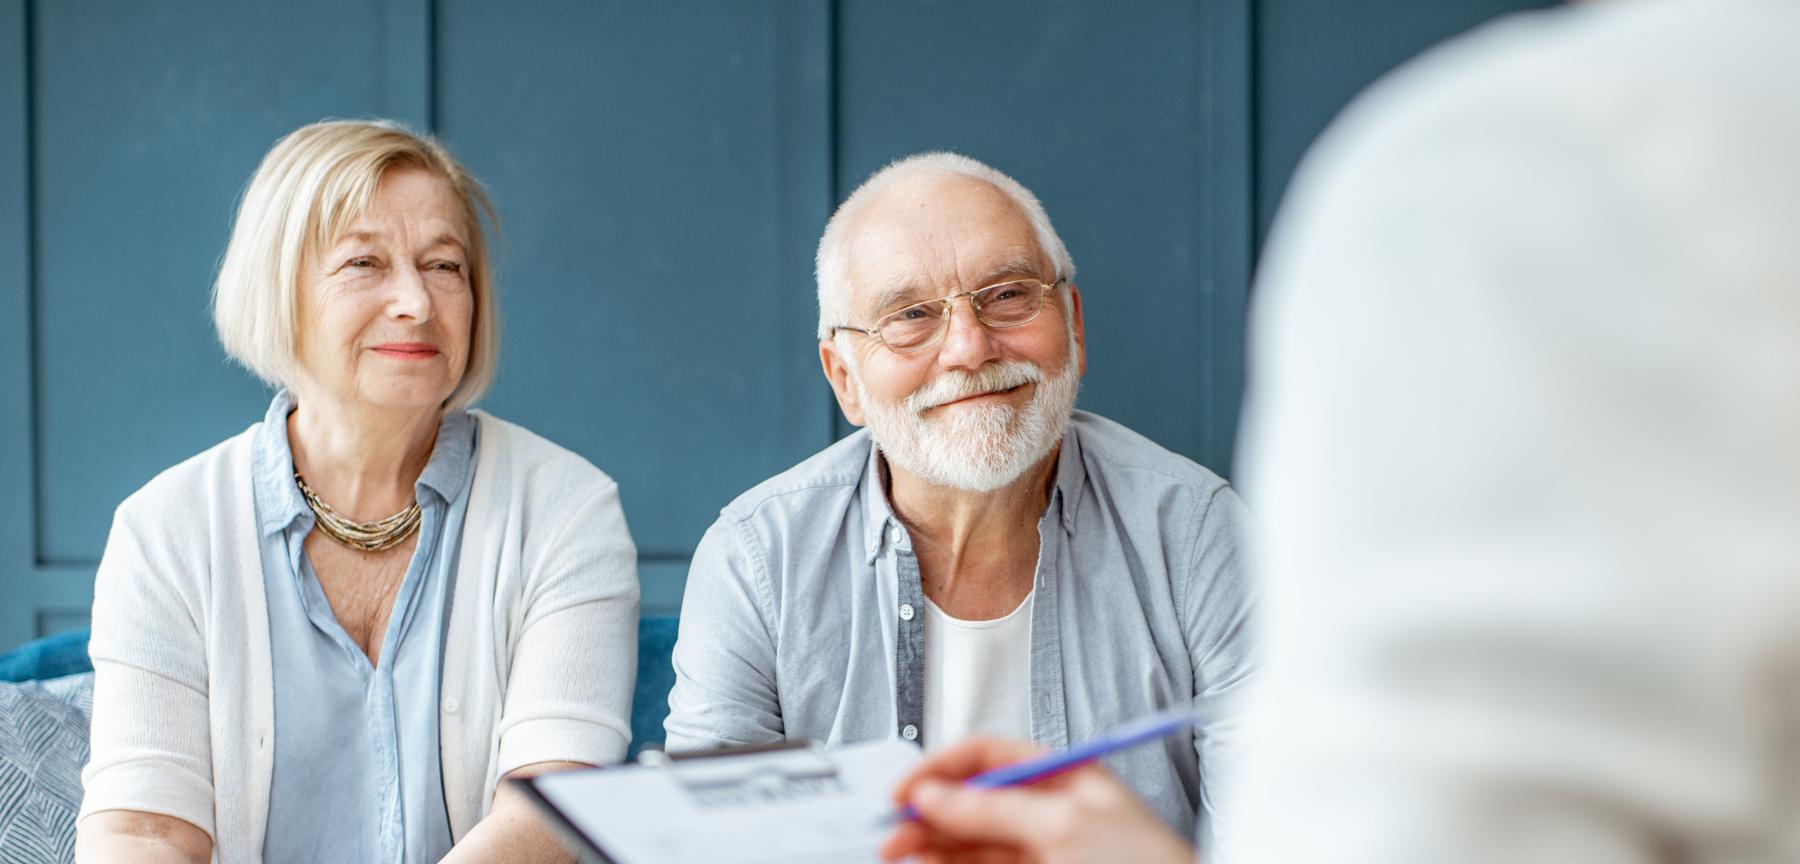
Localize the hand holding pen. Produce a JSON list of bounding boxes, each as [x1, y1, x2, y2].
[[879, 709, 1203, 864]]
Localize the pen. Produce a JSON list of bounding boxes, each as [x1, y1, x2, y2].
[[889, 706, 1205, 824]]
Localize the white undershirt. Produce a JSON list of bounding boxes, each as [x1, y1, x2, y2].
[[921, 589, 1035, 750]]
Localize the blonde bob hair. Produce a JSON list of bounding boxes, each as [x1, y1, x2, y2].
[[213, 119, 500, 410]]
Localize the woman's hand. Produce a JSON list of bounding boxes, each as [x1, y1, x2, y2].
[[879, 737, 1196, 864]]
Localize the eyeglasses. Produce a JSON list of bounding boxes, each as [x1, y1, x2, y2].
[[830, 278, 1063, 354]]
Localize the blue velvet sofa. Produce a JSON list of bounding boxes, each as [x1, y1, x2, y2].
[[0, 616, 679, 862]]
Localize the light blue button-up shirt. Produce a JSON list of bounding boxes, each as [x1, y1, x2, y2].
[[665, 410, 1256, 838], [251, 391, 477, 863]]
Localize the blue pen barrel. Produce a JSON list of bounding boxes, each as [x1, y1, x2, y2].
[[890, 707, 1204, 824], [967, 708, 1204, 790]]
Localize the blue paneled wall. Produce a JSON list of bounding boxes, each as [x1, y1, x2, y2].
[[0, 0, 1546, 648]]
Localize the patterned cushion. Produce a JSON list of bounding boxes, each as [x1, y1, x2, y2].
[[0, 673, 93, 864]]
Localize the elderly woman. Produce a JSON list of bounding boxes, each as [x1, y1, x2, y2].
[[73, 120, 638, 863]]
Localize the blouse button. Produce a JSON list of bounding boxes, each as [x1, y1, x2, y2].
[[901, 724, 919, 741], [899, 603, 915, 621], [445, 696, 461, 715]]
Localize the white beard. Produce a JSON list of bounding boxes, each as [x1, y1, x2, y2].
[[855, 331, 1081, 493]]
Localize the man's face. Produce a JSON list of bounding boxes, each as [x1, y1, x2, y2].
[[820, 175, 1087, 491]]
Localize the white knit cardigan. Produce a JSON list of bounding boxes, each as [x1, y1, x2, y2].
[[78, 411, 640, 861]]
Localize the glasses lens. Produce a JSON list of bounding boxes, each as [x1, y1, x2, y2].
[[879, 301, 947, 351], [975, 281, 1045, 327]]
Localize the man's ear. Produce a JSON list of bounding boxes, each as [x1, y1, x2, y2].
[[1065, 281, 1087, 376], [819, 337, 867, 427]]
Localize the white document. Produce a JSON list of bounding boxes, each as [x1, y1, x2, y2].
[[526, 738, 923, 864]]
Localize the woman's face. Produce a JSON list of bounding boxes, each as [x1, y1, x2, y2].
[[294, 167, 474, 416]]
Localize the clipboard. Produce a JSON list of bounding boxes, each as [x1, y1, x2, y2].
[[513, 738, 922, 864]]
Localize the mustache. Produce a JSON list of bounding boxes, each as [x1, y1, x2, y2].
[[904, 361, 1045, 413]]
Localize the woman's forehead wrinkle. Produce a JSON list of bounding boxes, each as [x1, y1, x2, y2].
[[334, 228, 385, 248], [357, 169, 471, 252]]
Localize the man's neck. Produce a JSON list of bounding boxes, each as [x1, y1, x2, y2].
[[884, 444, 1060, 619]]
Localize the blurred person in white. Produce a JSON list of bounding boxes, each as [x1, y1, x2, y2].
[[881, 0, 1800, 862]]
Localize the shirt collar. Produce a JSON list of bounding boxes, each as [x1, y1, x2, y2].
[[860, 443, 898, 564], [251, 390, 309, 538], [858, 417, 1088, 564], [418, 408, 477, 507], [1051, 418, 1087, 535], [250, 389, 478, 538]]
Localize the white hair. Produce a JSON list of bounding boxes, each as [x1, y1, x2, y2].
[[212, 119, 500, 410], [815, 152, 1077, 341]]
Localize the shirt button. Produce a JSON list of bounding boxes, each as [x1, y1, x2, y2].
[[899, 603, 915, 621], [889, 525, 903, 544], [445, 697, 461, 714], [901, 724, 919, 741]]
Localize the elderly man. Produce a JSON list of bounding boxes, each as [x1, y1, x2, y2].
[[664, 152, 1253, 835]]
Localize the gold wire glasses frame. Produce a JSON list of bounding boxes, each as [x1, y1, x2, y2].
[[830, 278, 1065, 354]]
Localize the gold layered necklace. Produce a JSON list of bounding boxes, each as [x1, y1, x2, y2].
[[293, 472, 422, 552]]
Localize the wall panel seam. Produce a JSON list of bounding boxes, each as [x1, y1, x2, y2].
[[1194, 0, 1257, 477], [426, 0, 438, 132], [1246, 0, 1261, 254], [25, 0, 43, 569], [824, 0, 846, 445]]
